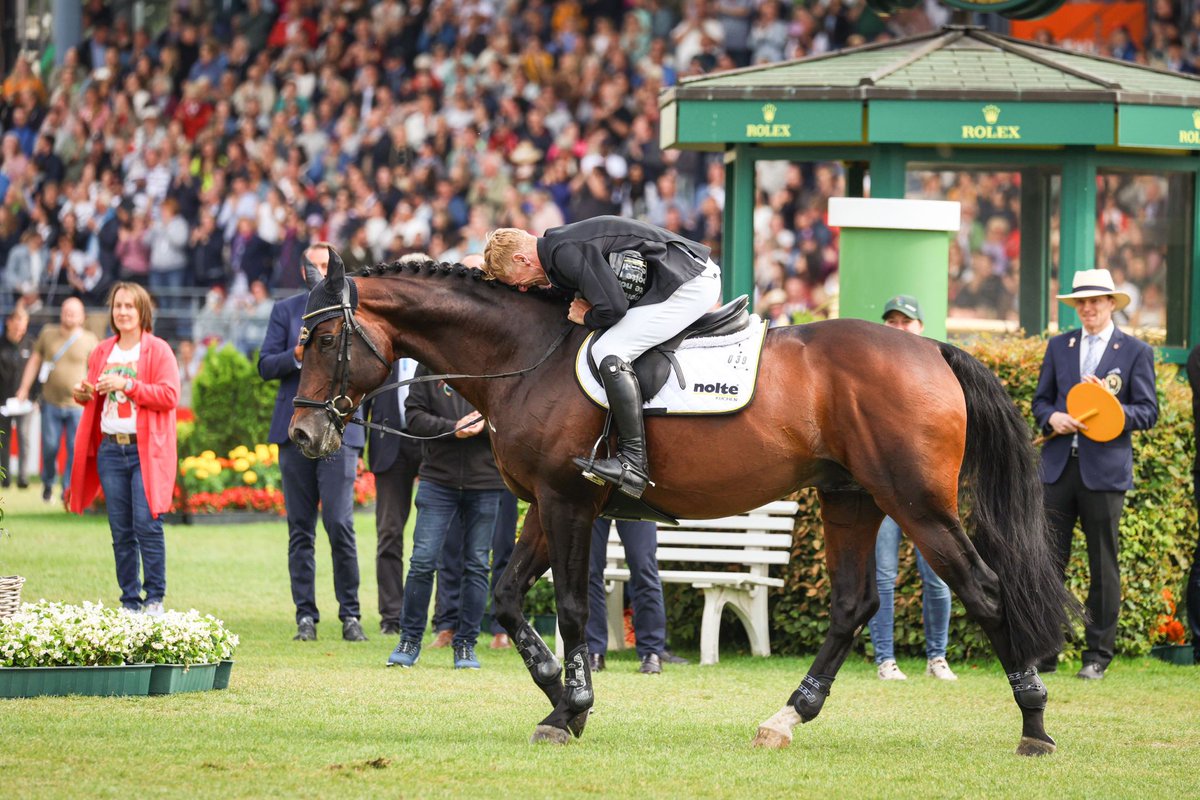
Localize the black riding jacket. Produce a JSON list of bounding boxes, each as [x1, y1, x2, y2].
[[536, 216, 711, 330], [404, 365, 506, 491]]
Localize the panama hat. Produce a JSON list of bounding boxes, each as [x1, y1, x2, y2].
[[1055, 269, 1131, 311]]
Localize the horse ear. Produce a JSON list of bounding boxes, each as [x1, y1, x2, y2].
[[302, 253, 323, 290], [326, 245, 346, 289]]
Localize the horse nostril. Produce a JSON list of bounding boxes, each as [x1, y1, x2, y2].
[[292, 427, 311, 447]]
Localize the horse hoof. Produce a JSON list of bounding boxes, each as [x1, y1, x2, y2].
[[751, 725, 792, 749], [530, 725, 571, 745], [1015, 736, 1056, 757], [567, 709, 590, 738]]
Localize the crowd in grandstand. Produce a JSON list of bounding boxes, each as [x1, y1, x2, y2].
[[0, 0, 1183, 355]]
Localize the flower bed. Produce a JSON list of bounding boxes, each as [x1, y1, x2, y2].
[[0, 601, 238, 667], [0, 602, 240, 697], [172, 443, 375, 517]]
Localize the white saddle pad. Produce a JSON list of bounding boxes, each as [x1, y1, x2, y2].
[[574, 315, 768, 415]]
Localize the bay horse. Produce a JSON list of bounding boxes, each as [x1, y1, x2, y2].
[[289, 251, 1074, 756]]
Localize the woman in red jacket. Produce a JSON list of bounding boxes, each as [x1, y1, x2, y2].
[[70, 282, 179, 616]]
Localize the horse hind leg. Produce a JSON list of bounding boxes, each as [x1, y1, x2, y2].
[[492, 502, 566, 713], [895, 511, 1055, 757], [754, 490, 883, 749]]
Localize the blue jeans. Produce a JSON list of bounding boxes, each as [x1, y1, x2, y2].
[[98, 439, 165, 609], [433, 490, 517, 634], [40, 402, 82, 491], [867, 516, 951, 662], [401, 481, 502, 648]]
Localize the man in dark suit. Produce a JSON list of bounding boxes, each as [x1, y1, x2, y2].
[[1033, 268, 1158, 679], [258, 243, 367, 642], [365, 358, 423, 636]]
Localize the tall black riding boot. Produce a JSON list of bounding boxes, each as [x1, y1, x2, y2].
[[574, 355, 651, 499]]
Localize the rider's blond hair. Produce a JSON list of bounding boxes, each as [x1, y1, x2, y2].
[[483, 228, 534, 281]]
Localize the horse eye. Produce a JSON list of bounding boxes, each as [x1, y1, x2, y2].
[[319, 334, 336, 349]]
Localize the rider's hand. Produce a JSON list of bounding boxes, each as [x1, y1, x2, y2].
[[568, 298, 592, 325], [1048, 411, 1085, 435]]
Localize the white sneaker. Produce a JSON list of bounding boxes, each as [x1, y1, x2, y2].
[[926, 657, 958, 681], [143, 601, 165, 617], [877, 659, 907, 680]]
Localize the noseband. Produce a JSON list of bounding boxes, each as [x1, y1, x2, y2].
[[292, 280, 391, 434]]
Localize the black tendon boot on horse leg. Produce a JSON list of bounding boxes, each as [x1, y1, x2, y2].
[[575, 356, 651, 499], [531, 644, 594, 744]]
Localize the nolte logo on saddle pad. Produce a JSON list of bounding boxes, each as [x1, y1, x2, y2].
[[961, 105, 1021, 141], [746, 104, 791, 139], [693, 382, 740, 398]]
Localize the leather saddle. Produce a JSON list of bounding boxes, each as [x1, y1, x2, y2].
[[587, 295, 751, 399]]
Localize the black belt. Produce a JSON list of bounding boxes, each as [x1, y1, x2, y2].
[[102, 433, 137, 445]]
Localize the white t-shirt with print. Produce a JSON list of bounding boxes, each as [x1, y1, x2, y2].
[[100, 342, 140, 435]]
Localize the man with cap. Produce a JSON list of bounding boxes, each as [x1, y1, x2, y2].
[[866, 295, 958, 682], [1033, 269, 1158, 679]]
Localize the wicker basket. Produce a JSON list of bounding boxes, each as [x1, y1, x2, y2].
[[0, 575, 25, 619]]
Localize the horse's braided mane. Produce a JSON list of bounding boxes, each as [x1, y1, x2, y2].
[[350, 254, 572, 304]]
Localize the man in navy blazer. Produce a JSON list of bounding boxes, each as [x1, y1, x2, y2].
[[258, 244, 367, 643], [365, 358, 423, 635], [1033, 269, 1158, 679]]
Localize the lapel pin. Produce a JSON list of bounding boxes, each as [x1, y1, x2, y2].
[[1068, 337, 1076, 348]]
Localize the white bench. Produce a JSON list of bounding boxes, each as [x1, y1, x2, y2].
[[552, 501, 797, 665]]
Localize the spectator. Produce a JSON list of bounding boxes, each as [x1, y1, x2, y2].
[[68, 282, 179, 615], [1186, 343, 1200, 665], [1033, 270, 1158, 678], [386, 364, 506, 671], [0, 307, 34, 488], [365, 358, 424, 636], [15, 297, 99, 504], [258, 244, 368, 643], [866, 295, 957, 681], [587, 518, 690, 673]]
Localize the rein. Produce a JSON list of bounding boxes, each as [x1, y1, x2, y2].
[[293, 276, 573, 441], [352, 323, 574, 440]]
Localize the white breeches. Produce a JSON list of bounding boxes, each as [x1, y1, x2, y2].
[[591, 258, 722, 365]]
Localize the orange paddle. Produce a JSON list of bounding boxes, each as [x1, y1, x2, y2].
[[1034, 381, 1125, 445]]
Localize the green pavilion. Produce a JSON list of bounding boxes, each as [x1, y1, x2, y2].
[[660, 25, 1200, 361]]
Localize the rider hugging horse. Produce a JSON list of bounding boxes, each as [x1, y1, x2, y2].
[[289, 246, 1075, 755]]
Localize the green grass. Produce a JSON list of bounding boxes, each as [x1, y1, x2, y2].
[[1, 487, 1197, 799]]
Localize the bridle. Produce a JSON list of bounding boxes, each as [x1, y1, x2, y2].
[[291, 277, 573, 439], [292, 279, 392, 434]]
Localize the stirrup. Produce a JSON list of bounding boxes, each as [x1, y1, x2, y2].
[[573, 455, 653, 499]]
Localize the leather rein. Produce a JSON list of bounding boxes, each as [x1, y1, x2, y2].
[[292, 280, 573, 441]]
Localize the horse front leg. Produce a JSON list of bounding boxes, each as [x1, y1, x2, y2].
[[528, 493, 596, 745], [492, 501, 565, 710], [754, 490, 883, 749]]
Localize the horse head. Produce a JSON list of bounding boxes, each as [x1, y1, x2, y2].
[[289, 247, 394, 458]]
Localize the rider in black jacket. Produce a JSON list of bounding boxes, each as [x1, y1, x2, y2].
[[482, 216, 722, 499]]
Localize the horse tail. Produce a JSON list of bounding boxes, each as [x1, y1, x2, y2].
[[938, 342, 1076, 666]]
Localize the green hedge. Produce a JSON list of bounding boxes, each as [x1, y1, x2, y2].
[[183, 345, 278, 458], [663, 335, 1195, 660]]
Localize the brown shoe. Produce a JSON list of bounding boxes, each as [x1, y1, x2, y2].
[[490, 633, 511, 650], [430, 629, 455, 648]]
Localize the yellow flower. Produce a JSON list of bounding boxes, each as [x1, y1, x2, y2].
[[269, 443, 279, 457], [229, 445, 249, 459], [233, 458, 250, 472], [244, 453, 257, 466], [255, 445, 270, 461], [243, 471, 258, 484], [194, 468, 210, 481], [201, 450, 216, 460]]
